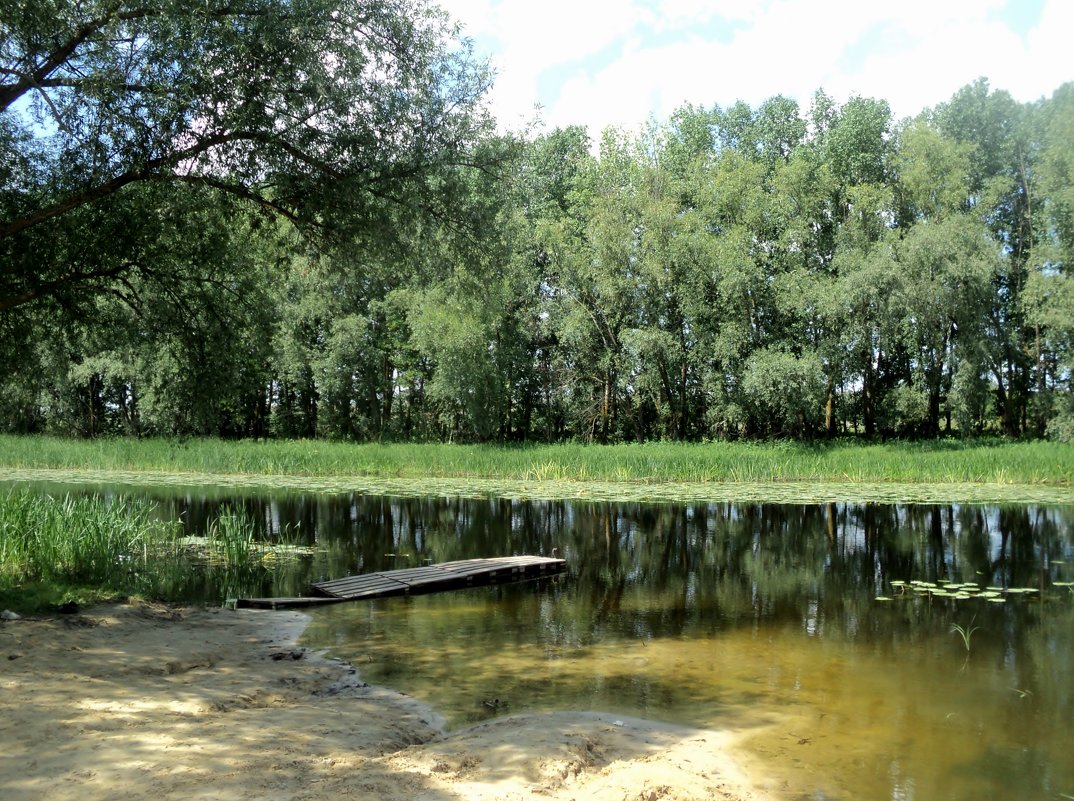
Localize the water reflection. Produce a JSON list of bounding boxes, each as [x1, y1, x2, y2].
[[289, 499, 1072, 801], [9, 482, 1074, 800]]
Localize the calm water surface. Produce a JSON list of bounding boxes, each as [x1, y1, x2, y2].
[[9, 483, 1074, 801]]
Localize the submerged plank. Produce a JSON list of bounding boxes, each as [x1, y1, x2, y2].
[[235, 596, 343, 610]]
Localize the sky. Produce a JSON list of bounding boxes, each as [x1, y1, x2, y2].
[[436, 0, 1073, 136]]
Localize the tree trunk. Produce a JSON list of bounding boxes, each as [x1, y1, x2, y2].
[[825, 382, 836, 439], [863, 356, 875, 438], [991, 365, 1011, 436]]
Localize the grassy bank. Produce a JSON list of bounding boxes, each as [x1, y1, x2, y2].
[[0, 490, 311, 613], [0, 435, 1071, 486], [0, 491, 181, 611]]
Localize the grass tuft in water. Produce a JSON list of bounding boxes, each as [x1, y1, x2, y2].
[[181, 506, 310, 566], [950, 620, 981, 652]]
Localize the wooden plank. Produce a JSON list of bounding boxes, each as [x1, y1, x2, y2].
[[236, 596, 342, 610], [241, 556, 566, 609], [313, 574, 411, 598], [311, 556, 566, 601]]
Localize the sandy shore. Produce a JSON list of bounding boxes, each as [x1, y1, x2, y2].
[[0, 602, 776, 801]]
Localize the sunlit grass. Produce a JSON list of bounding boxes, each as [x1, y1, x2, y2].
[[0, 490, 179, 585], [0, 435, 1071, 489]]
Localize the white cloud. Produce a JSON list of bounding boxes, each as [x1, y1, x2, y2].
[[437, 0, 1073, 136], [1014, 0, 1074, 101]]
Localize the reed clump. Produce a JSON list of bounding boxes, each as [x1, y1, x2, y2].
[[0, 490, 182, 608], [0, 491, 178, 586], [0, 490, 313, 613]]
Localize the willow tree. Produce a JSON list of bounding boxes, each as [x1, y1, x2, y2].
[[0, 0, 494, 312]]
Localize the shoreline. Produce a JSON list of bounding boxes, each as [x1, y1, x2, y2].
[[0, 601, 777, 801]]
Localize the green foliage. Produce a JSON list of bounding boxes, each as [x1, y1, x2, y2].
[[741, 349, 826, 437], [1, 0, 497, 438], [2, 32, 1073, 446], [949, 359, 994, 436], [0, 489, 313, 611], [408, 281, 508, 441], [893, 122, 973, 221], [1048, 412, 1074, 444], [824, 96, 893, 186]]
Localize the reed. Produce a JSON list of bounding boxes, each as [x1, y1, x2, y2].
[[0, 489, 312, 613], [187, 505, 308, 566], [0, 435, 1071, 486], [950, 620, 981, 653], [0, 490, 181, 608], [206, 505, 256, 565]]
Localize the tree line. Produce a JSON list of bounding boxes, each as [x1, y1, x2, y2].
[[2, 2, 1073, 442]]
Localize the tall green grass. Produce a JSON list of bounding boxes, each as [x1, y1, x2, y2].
[[0, 490, 314, 613], [0, 435, 1070, 486], [0, 491, 180, 589]]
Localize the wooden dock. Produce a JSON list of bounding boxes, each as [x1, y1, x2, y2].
[[237, 555, 566, 610]]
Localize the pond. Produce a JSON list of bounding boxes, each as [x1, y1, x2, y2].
[[8, 482, 1074, 801]]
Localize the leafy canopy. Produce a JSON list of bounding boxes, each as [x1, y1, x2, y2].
[[0, 0, 494, 311]]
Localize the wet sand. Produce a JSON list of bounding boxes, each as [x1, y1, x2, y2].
[[0, 602, 776, 801]]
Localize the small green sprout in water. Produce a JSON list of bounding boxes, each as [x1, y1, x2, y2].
[[950, 620, 981, 652]]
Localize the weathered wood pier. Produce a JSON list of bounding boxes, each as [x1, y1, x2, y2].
[[237, 555, 566, 610]]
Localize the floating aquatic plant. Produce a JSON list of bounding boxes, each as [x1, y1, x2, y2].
[[880, 575, 1073, 607]]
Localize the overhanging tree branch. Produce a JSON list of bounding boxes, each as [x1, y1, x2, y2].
[[1, 131, 279, 240], [161, 174, 305, 227], [0, 2, 136, 112], [0, 260, 137, 313]]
